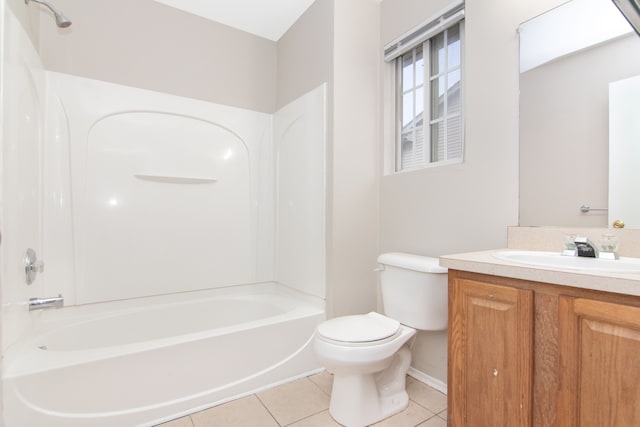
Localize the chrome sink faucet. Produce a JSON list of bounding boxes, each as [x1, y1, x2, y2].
[[29, 294, 64, 311], [562, 235, 619, 260], [574, 237, 599, 258]]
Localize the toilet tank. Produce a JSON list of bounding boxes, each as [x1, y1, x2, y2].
[[377, 252, 448, 331]]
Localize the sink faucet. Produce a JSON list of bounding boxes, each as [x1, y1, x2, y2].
[[29, 294, 64, 311], [574, 237, 599, 258]]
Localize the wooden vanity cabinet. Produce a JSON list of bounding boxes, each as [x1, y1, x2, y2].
[[448, 269, 640, 427], [448, 277, 533, 426], [557, 296, 640, 426]]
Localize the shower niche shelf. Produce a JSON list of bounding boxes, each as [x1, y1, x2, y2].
[[133, 173, 218, 184]]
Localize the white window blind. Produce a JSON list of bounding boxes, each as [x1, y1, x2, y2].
[[384, 0, 464, 63]]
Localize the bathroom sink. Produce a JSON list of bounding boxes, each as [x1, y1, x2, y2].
[[492, 251, 640, 274]]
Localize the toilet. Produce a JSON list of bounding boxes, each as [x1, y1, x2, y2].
[[314, 252, 448, 427]]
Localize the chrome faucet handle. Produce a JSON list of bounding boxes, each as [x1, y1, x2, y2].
[[24, 248, 44, 285], [561, 234, 577, 256], [598, 234, 619, 259], [30, 259, 45, 273]]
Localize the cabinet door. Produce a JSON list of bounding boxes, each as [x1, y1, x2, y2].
[[558, 297, 640, 426], [449, 278, 533, 426]]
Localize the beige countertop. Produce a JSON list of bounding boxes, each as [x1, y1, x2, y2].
[[440, 249, 640, 297]]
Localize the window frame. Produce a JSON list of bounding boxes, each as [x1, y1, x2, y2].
[[383, 3, 465, 174]]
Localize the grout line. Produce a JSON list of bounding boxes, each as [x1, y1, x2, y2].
[[408, 397, 439, 417], [417, 413, 443, 427], [254, 393, 284, 426], [281, 408, 331, 427], [307, 374, 331, 396], [437, 408, 447, 420]]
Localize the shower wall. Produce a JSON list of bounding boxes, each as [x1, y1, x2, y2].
[[44, 72, 274, 305], [275, 85, 326, 298], [41, 73, 326, 306]]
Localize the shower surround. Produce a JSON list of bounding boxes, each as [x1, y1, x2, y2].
[[1, 9, 327, 425]]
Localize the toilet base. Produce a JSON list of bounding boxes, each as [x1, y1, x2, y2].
[[328, 345, 412, 427]]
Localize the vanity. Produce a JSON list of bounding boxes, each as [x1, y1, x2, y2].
[[441, 227, 640, 427]]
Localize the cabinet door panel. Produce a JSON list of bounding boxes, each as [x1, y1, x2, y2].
[[559, 297, 640, 427], [449, 278, 533, 426]]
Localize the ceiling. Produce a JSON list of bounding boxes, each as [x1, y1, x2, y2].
[[153, 0, 316, 41]]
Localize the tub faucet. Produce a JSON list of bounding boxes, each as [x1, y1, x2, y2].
[[574, 237, 599, 258], [29, 294, 64, 311]]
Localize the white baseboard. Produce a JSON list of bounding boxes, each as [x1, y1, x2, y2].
[[407, 367, 447, 395]]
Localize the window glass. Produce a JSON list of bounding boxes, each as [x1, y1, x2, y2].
[[396, 21, 463, 171], [415, 48, 425, 86], [447, 25, 461, 69], [431, 33, 445, 75]]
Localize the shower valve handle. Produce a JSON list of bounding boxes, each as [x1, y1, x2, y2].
[[30, 260, 45, 273], [24, 248, 44, 285]]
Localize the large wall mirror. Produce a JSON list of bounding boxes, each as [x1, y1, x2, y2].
[[519, 0, 640, 228]]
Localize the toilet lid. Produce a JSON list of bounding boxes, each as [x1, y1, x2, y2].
[[317, 312, 400, 343]]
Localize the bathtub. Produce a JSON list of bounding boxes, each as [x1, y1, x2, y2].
[[2, 282, 325, 427]]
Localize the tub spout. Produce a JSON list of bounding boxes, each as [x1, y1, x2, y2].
[[29, 294, 64, 311]]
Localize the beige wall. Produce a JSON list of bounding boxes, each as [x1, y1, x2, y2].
[[276, 0, 333, 110], [35, 0, 277, 113], [6, 0, 39, 48], [379, 0, 566, 384], [381, 0, 452, 43], [329, 0, 380, 317], [520, 34, 640, 228]]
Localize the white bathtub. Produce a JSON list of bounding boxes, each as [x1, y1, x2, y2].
[[2, 282, 325, 427]]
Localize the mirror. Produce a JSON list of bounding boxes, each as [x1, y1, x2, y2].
[[519, 0, 640, 228], [612, 0, 640, 35]]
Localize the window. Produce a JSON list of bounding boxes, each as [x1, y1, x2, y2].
[[385, 4, 464, 172]]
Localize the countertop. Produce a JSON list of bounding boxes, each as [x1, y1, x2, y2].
[[440, 249, 640, 297]]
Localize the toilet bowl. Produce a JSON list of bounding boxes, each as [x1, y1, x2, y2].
[[313, 253, 447, 427], [314, 312, 417, 426]]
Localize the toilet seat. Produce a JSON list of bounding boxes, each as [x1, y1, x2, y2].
[[317, 312, 400, 344]]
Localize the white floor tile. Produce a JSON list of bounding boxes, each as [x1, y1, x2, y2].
[[417, 415, 448, 427], [155, 416, 194, 427], [308, 371, 333, 395], [256, 378, 330, 426], [190, 395, 278, 427], [406, 377, 447, 414], [287, 410, 343, 427], [372, 400, 435, 427]]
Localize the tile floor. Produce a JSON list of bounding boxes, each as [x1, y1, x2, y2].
[[157, 371, 447, 427]]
